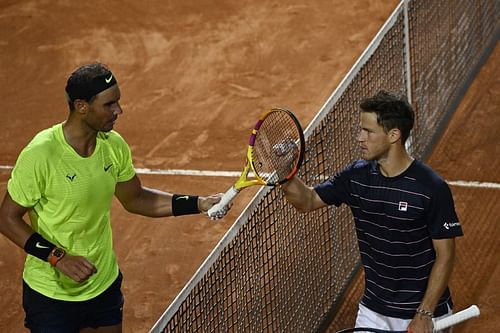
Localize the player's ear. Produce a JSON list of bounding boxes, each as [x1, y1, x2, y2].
[[74, 99, 89, 114], [388, 128, 401, 144]]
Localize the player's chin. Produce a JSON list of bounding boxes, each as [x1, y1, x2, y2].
[[101, 126, 114, 132], [102, 121, 116, 132], [361, 151, 377, 161], [360, 150, 370, 160]]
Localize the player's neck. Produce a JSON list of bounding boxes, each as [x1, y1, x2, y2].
[[378, 147, 414, 178], [62, 119, 97, 157]]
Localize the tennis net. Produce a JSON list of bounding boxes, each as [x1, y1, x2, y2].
[[150, 1, 499, 332]]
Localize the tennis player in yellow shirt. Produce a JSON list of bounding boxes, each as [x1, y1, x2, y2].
[[0, 63, 225, 333]]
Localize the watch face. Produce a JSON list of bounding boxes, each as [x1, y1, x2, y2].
[[53, 248, 65, 258]]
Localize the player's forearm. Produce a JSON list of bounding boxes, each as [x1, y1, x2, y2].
[[123, 188, 207, 218], [418, 239, 456, 313], [281, 177, 318, 212], [0, 214, 34, 248], [123, 187, 174, 217], [0, 195, 34, 248]]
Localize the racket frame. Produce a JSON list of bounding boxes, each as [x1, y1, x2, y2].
[[247, 107, 305, 187], [207, 107, 305, 218]]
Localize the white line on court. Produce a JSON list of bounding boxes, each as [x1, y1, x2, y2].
[[1, 164, 499, 188], [447, 180, 500, 189], [134, 168, 240, 177], [0, 164, 240, 177]]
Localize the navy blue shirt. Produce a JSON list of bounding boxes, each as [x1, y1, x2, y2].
[[314, 160, 463, 319]]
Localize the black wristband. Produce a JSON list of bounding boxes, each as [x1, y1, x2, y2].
[[24, 232, 56, 262], [172, 194, 199, 216]]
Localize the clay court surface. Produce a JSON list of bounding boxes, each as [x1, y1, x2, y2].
[[0, 1, 498, 332]]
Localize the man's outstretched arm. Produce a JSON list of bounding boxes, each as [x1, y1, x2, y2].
[[281, 177, 327, 212]]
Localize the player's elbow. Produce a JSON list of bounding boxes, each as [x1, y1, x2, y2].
[[116, 193, 144, 215]]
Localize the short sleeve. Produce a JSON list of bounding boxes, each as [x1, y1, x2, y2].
[[427, 181, 463, 239], [314, 162, 357, 207], [113, 133, 136, 182], [7, 147, 45, 208]]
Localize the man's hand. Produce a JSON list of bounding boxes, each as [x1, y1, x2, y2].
[[198, 193, 230, 220], [408, 313, 433, 333], [273, 138, 299, 171], [55, 255, 97, 282], [273, 138, 298, 157]]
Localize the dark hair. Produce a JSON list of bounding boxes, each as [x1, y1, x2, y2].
[[65, 63, 116, 110], [359, 90, 414, 143]]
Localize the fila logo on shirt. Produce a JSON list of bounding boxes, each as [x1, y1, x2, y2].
[[398, 201, 408, 212]]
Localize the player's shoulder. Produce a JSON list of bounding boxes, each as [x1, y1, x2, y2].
[[21, 124, 62, 157], [98, 129, 125, 141], [346, 159, 375, 173], [97, 130, 132, 158], [332, 159, 374, 181], [408, 160, 446, 187], [98, 130, 129, 146]]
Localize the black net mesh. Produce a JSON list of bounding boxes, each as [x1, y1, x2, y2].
[[151, 1, 498, 332]]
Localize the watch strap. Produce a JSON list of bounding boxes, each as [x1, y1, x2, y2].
[[48, 247, 66, 267]]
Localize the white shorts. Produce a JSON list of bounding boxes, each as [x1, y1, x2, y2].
[[355, 303, 453, 332]]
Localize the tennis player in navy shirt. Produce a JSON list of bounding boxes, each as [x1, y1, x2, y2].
[[282, 90, 463, 333]]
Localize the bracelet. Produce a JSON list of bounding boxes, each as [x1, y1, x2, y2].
[[416, 307, 433, 318], [172, 194, 199, 216], [24, 232, 55, 262]]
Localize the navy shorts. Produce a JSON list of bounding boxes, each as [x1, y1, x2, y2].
[[23, 271, 124, 333]]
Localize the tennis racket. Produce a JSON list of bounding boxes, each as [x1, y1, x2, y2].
[[208, 107, 305, 219], [335, 305, 480, 333]]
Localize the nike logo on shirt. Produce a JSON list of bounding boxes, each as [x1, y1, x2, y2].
[[104, 164, 113, 172]]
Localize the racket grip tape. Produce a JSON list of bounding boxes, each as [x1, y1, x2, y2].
[[207, 187, 240, 218], [433, 305, 480, 331]]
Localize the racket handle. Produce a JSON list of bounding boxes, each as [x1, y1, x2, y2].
[[207, 187, 240, 219], [433, 305, 480, 331]]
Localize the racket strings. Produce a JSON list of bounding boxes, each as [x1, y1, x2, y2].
[[252, 110, 302, 184]]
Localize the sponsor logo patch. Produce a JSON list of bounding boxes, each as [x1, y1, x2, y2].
[[398, 201, 408, 212], [443, 221, 461, 230]]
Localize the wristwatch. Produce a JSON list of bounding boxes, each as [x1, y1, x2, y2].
[[48, 247, 66, 267]]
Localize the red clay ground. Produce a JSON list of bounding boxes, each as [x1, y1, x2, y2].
[[0, 1, 497, 332], [427, 44, 500, 332]]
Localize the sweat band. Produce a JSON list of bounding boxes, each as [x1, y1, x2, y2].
[[65, 72, 117, 102], [24, 232, 56, 262], [172, 194, 199, 216]]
